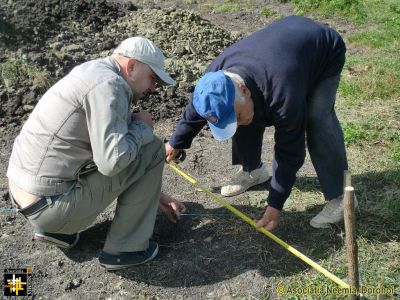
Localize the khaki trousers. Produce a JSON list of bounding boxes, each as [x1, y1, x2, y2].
[[27, 136, 165, 253]]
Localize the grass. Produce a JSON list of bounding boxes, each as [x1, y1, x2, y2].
[[1, 58, 52, 91], [200, 0, 252, 13], [342, 122, 368, 144], [259, 7, 276, 17], [292, 0, 367, 23], [167, 1, 278, 17], [337, 1, 400, 169]]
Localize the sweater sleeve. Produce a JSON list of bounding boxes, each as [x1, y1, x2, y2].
[[169, 100, 207, 149], [267, 76, 307, 210], [267, 123, 306, 210], [84, 77, 154, 176]]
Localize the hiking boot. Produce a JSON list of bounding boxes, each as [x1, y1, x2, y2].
[[34, 232, 80, 250], [221, 163, 269, 197], [99, 240, 159, 271], [310, 195, 358, 228]]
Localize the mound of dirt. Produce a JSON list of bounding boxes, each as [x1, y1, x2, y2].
[[0, 1, 238, 130], [0, 0, 136, 131], [109, 8, 240, 120], [0, 0, 136, 51]]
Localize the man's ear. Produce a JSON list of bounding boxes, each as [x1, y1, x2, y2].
[[239, 83, 251, 98], [125, 58, 136, 74]]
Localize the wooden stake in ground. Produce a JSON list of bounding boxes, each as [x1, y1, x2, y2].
[[343, 186, 360, 300]]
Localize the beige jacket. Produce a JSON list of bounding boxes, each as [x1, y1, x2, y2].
[[7, 57, 153, 196]]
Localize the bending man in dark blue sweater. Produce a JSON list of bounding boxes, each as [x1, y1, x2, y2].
[[166, 16, 356, 230]]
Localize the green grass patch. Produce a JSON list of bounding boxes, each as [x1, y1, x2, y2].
[[215, 4, 240, 13], [291, 0, 367, 23], [389, 141, 400, 161], [349, 30, 392, 49], [200, 0, 251, 13], [348, 1, 400, 51], [342, 114, 399, 146], [343, 122, 368, 144], [336, 0, 400, 160], [259, 7, 276, 17], [341, 62, 399, 102], [1, 59, 52, 91]]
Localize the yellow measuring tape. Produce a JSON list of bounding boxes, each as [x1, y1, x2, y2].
[[166, 162, 350, 289]]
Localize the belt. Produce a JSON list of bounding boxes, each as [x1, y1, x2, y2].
[[9, 191, 61, 218]]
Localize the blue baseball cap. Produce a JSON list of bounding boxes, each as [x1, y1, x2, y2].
[[192, 71, 237, 141]]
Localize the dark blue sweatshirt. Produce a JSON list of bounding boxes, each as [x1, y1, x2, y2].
[[169, 16, 346, 210]]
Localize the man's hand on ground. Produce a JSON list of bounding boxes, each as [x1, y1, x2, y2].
[[256, 206, 280, 231], [132, 111, 154, 129], [159, 192, 186, 223], [165, 142, 180, 162]]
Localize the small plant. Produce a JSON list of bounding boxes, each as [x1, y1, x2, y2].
[[1, 59, 20, 85], [389, 141, 400, 161], [343, 122, 368, 145], [260, 7, 275, 17]]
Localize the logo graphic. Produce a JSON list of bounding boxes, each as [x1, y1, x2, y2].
[[3, 268, 32, 297]]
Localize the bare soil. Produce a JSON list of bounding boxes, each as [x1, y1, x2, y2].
[[0, 1, 356, 299]]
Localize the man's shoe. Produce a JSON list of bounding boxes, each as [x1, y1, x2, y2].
[[221, 163, 269, 197], [34, 232, 80, 249], [310, 195, 358, 228], [99, 240, 159, 271]]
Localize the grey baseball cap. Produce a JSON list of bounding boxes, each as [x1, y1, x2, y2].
[[113, 37, 175, 85]]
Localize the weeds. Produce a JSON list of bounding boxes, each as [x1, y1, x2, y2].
[[1, 59, 52, 91], [259, 7, 276, 17]]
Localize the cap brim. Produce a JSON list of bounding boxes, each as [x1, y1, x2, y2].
[[150, 65, 176, 85], [207, 111, 237, 141]]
